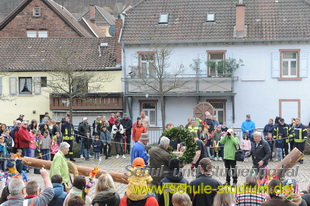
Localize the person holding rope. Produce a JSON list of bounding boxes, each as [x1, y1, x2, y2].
[[293, 118, 308, 164], [273, 118, 293, 157]]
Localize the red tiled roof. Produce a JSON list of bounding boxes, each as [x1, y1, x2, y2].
[[121, 0, 310, 43], [0, 38, 117, 71]]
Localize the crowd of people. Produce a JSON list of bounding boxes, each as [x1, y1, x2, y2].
[[0, 110, 309, 206]]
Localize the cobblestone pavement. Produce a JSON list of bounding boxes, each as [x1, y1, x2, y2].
[[1, 155, 310, 199]]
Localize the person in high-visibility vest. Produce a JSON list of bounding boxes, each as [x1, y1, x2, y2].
[[273, 118, 293, 156], [293, 118, 308, 164], [61, 116, 76, 162]]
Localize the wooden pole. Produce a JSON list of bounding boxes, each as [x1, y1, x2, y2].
[[22, 157, 128, 184], [269, 147, 304, 178]]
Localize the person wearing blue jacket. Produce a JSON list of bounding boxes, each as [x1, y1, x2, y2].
[[92, 135, 103, 159], [131, 133, 150, 165], [48, 174, 67, 206], [241, 114, 256, 141]]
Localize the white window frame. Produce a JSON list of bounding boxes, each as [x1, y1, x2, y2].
[[33, 8, 41, 17], [159, 13, 169, 24], [140, 101, 157, 126], [27, 30, 48, 38], [206, 13, 215, 22], [208, 52, 225, 77], [19, 77, 32, 94], [139, 53, 156, 78], [281, 52, 298, 78]]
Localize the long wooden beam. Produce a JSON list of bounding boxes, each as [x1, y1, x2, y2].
[[22, 157, 128, 184]]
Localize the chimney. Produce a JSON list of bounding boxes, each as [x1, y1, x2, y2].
[[90, 5, 95, 22], [234, 0, 247, 38], [115, 18, 122, 65]]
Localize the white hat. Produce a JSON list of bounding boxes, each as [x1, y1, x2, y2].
[[227, 128, 234, 134], [83, 117, 88, 121]]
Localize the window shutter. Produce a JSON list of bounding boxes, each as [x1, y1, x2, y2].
[[131, 54, 138, 66], [33, 77, 41, 95], [226, 53, 233, 59], [9, 77, 17, 95], [300, 52, 308, 78], [0, 77, 2, 95], [271, 52, 280, 78]]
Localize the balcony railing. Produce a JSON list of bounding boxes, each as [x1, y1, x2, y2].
[[50, 93, 123, 110], [122, 74, 238, 96]]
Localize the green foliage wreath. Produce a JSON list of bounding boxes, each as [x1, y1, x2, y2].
[[162, 127, 197, 164]]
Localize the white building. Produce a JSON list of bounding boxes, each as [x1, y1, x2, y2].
[[120, 0, 310, 129]]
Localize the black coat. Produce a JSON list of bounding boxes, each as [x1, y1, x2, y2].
[[263, 123, 274, 137], [189, 174, 222, 206], [79, 123, 91, 137], [249, 139, 271, 166], [91, 189, 120, 206], [120, 118, 133, 135]]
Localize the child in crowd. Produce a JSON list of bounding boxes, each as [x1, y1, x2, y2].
[[14, 149, 28, 173], [265, 132, 274, 161], [92, 135, 103, 160], [241, 134, 251, 162], [28, 129, 37, 157], [50, 136, 59, 161], [84, 131, 92, 161], [275, 134, 285, 162], [101, 125, 111, 159], [55, 131, 62, 146], [126, 157, 152, 201], [1, 129, 13, 154], [36, 130, 43, 158], [205, 131, 214, 160], [0, 136, 9, 171], [7, 153, 18, 175], [49, 174, 67, 206], [221, 122, 228, 132], [41, 131, 51, 161]]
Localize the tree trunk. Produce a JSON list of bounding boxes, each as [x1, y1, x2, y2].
[[69, 96, 73, 123], [269, 147, 304, 178], [160, 95, 165, 130], [22, 157, 128, 184]]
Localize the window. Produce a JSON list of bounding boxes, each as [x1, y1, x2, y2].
[[41, 77, 47, 87], [159, 13, 169, 24], [207, 51, 226, 77], [72, 78, 88, 94], [141, 101, 157, 126], [206, 13, 215, 22], [208, 100, 226, 124], [27, 31, 37, 38], [19, 77, 32, 94], [138, 52, 156, 78], [27, 30, 48, 38], [281, 51, 299, 78], [33, 8, 41, 17]]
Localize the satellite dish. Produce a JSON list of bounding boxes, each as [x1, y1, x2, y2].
[[108, 25, 116, 37]]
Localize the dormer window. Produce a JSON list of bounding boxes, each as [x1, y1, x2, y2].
[[159, 13, 169, 24], [33, 8, 41, 17], [206, 13, 215, 22]]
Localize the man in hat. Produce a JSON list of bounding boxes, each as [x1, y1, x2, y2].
[[220, 128, 239, 186], [273, 118, 293, 156], [131, 133, 150, 165], [120, 113, 133, 154], [16, 114, 24, 121], [78, 117, 91, 159], [50, 142, 71, 185]]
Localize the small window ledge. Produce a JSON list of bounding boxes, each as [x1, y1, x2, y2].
[[19, 93, 33, 96], [278, 77, 302, 81]]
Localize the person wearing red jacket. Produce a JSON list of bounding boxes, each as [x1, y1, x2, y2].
[[132, 118, 146, 143], [17, 121, 32, 156]]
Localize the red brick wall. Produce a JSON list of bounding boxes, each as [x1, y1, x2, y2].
[[0, 0, 80, 38], [115, 18, 122, 65]]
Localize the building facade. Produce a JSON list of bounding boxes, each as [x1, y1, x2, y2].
[[120, 0, 310, 128]]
